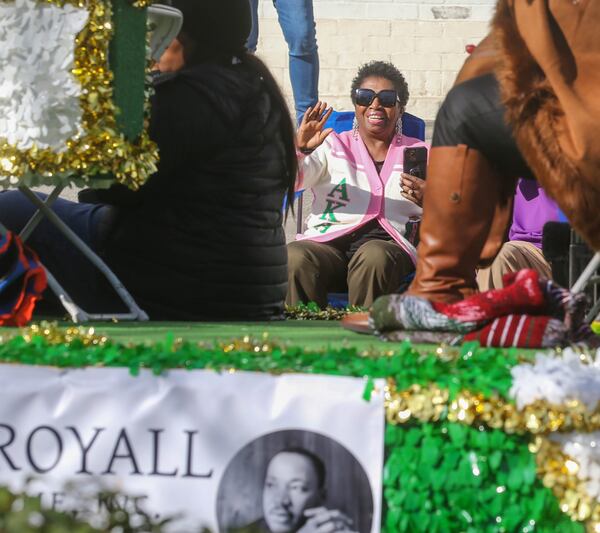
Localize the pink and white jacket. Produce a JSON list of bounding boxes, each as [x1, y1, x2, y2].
[[296, 131, 429, 264]]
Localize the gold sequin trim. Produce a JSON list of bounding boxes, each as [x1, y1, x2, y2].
[[385, 381, 600, 434]]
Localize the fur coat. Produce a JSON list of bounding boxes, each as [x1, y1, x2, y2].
[[492, 0, 600, 251]]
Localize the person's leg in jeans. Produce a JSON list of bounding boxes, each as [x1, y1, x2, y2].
[[246, 0, 259, 52], [274, 0, 319, 122], [0, 191, 119, 313]]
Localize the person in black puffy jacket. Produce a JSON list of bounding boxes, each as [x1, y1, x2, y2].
[[100, 0, 297, 320], [0, 0, 297, 320]]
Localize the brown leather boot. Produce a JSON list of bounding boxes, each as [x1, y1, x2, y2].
[[478, 196, 513, 268], [408, 145, 505, 303]]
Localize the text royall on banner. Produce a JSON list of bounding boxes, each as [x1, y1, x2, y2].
[[0, 366, 384, 532]]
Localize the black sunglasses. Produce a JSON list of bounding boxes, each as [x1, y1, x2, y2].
[[354, 88, 399, 108]]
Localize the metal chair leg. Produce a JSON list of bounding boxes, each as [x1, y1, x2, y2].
[[571, 252, 600, 294], [15, 187, 148, 322], [569, 251, 600, 325], [296, 193, 304, 235], [44, 269, 91, 323], [19, 186, 64, 242], [585, 297, 600, 324]]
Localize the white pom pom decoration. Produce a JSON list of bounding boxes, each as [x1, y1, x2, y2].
[[510, 348, 600, 411], [0, 0, 88, 151]]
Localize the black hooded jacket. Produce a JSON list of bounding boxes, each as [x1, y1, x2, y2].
[[103, 62, 290, 320]]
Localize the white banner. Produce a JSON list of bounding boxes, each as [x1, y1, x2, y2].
[[0, 365, 384, 532]]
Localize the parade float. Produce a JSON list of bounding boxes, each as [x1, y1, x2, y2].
[[1, 1, 600, 532], [0, 322, 599, 532]]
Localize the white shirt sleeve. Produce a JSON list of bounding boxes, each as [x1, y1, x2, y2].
[[296, 141, 330, 190]]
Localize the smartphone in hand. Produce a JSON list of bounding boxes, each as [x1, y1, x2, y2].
[[403, 146, 428, 179]]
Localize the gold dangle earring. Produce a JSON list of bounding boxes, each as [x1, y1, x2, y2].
[[395, 117, 403, 144], [352, 117, 359, 139]]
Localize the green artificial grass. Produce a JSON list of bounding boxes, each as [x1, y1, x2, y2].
[[2, 319, 540, 355], [98, 320, 390, 347], [2, 320, 397, 350]]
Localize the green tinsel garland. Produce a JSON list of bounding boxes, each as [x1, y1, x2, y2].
[[0, 334, 522, 399], [383, 423, 582, 532], [0, 330, 585, 532]]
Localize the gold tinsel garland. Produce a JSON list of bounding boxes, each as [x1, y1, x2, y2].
[[0, 322, 107, 346], [532, 437, 600, 529], [20, 321, 109, 346], [385, 381, 600, 435], [0, 0, 158, 190]]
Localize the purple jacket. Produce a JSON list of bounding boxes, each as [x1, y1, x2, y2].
[[509, 179, 560, 248]]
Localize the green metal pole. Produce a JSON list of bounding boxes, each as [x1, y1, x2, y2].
[[109, 0, 147, 141]]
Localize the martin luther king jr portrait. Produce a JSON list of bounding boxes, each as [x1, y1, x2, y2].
[[216, 430, 374, 533]]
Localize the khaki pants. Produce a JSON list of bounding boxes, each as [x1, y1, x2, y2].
[[287, 239, 414, 308], [476, 240, 552, 291]]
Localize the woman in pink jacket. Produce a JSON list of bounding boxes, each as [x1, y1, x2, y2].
[[288, 61, 429, 308]]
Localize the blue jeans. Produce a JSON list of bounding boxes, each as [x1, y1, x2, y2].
[[0, 191, 121, 313], [247, 0, 319, 123]]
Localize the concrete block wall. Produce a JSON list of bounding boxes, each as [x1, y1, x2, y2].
[[254, 0, 496, 124]]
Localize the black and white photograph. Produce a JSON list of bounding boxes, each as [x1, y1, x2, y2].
[[216, 429, 374, 533]]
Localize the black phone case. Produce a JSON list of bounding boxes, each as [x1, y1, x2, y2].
[[404, 146, 428, 179]]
